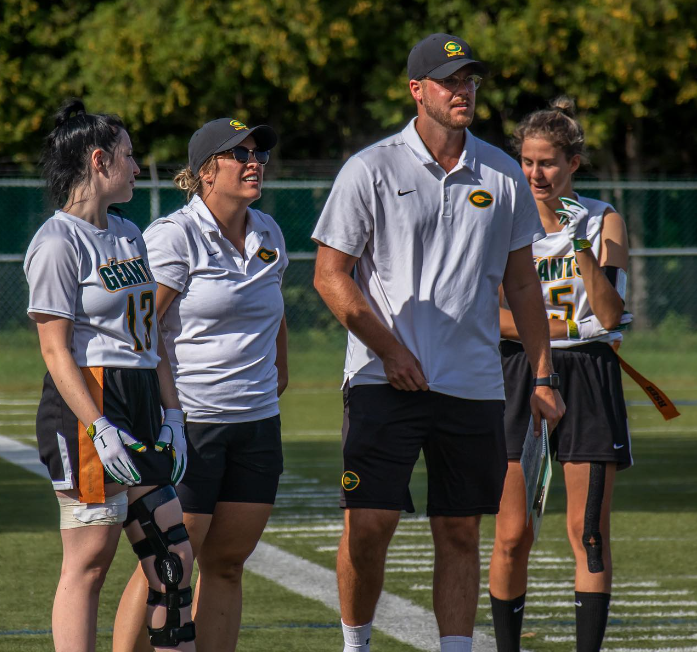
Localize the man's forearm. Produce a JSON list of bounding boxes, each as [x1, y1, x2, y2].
[[315, 268, 401, 359], [507, 283, 554, 378]]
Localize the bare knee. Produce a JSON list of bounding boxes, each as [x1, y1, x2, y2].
[[198, 554, 245, 586], [432, 516, 480, 558], [61, 561, 110, 592], [342, 510, 398, 565], [494, 516, 534, 561]]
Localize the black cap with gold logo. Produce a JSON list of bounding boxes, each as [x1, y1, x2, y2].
[[407, 33, 487, 81]]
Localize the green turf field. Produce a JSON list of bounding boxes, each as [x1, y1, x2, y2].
[[1, 327, 696, 651]]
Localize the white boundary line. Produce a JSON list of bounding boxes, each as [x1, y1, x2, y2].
[[0, 435, 501, 652]]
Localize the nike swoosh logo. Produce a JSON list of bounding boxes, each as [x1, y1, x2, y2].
[[397, 189, 416, 196], [613, 443, 624, 449], [575, 601, 583, 607], [513, 605, 524, 613], [127, 237, 138, 243], [206, 250, 219, 256]]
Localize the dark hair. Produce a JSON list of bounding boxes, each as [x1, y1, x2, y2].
[[512, 96, 588, 163], [41, 98, 126, 207]]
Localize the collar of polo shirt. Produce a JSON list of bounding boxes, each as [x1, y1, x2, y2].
[[188, 195, 270, 241], [403, 118, 477, 172]]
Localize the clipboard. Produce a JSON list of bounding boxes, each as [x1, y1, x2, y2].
[[520, 416, 552, 542]]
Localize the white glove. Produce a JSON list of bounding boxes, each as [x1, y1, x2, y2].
[[555, 196, 591, 252], [88, 416, 145, 485], [155, 409, 187, 485], [567, 312, 633, 340]]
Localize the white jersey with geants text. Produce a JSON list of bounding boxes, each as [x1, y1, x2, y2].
[[312, 118, 545, 400], [532, 194, 623, 349], [24, 211, 160, 368], [144, 196, 288, 423]]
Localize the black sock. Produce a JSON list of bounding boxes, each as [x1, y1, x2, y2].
[[575, 591, 611, 652], [490, 592, 526, 652]]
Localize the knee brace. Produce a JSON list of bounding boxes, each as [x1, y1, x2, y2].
[[582, 463, 606, 573], [127, 485, 196, 646]]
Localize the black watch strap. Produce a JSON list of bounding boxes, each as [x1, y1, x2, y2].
[[533, 373, 560, 389]]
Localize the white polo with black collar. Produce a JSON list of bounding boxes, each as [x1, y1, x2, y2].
[[312, 117, 544, 400], [144, 195, 288, 422]]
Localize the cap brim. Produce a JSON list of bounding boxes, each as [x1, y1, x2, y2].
[[214, 125, 278, 155], [426, 59, 488, 79]]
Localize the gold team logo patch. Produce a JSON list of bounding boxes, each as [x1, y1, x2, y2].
[[444, 41, 465, 58], [230, 119, 247, 130], [257, 247, 278, 264], [468, 190, 494, 208], [342, 471, 360, 491]]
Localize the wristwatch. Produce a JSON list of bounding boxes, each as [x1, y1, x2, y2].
[[533, 374, 560, 389]]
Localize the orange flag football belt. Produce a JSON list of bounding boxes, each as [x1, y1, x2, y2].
[[614, 353, 680, 421], [78, 367, 106, 503]]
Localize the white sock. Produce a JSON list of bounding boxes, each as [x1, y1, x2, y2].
[[440, 635, 473, 652], [342, 620, 372, 651]]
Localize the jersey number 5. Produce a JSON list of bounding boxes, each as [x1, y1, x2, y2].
[[549, 285, 575, 321], [127, 290, 154, 352]]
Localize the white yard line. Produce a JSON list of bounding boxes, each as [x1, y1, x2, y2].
[[247, 542, 500, 652], [0, 434, 49, 479]]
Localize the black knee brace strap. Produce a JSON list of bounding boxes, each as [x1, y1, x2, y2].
[[582, 463, 606, 573], [128, 485, 195, 646], [128, 485, 189, 586], [147, 587, 196, 647]]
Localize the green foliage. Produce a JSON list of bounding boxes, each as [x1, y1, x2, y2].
[[1, 0, 697, 170]]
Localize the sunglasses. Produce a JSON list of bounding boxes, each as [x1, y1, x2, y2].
[[424, 74, 482, 93], [216, 146, 270, 166]]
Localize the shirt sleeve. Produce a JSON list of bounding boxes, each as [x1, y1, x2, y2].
[[143, 219, 190, 292], [24, 225, 80, 321], [509, 166, 545, 252], [311, 155, 375, 258]]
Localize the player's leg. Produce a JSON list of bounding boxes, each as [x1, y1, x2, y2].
[[113, 562, 154, 652], [338, 384, 426, 649], [124, 484, 196, 652], [52, 488, 125, 652], [426, 394, 507, 652], [563, 461, 616, 652], [430, 515, 482, 636], [35, 373, 128, 651], [189, 416, 282, 650], [112, 513, 212, 652], [487, 339, 539, 651], [191, 503, 273, 648], [338, 507, 402, 624], [488, 461, 534, 652]]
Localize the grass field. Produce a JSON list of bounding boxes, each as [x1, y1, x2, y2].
[[1, 326, 696, 651]]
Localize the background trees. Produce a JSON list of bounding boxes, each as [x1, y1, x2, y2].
[[1, 0, 696, 174]]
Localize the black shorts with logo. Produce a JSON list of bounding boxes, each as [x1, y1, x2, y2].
[[36, 368, 173, 491], [176, 415, 283, 514], [341, 384, 507, 517], [500, 340, 632, 470]]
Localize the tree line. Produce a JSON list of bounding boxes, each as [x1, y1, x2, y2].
[[1, 0, 696, 176]]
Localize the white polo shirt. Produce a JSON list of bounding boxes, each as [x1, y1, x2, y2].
[[24, 211, 160, 369], [312, 117, 544, 400], [144, 195, 288, 423]]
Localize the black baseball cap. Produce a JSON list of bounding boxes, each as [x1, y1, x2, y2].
[[407, 33, 487, 81], [188, 118, 278, 173]]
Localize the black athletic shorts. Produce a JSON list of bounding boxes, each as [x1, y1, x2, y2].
[[36, 368, 173, 491], [340, 384, 507, 517], [500, 340, 632, 470], [176, 415, 283, 514]]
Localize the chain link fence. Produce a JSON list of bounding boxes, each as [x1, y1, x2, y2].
[[2, 178, 697, 334]]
